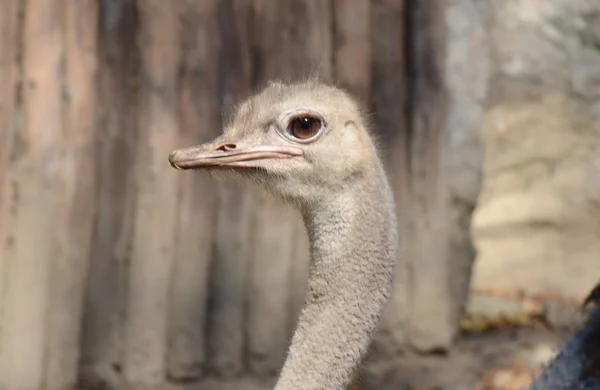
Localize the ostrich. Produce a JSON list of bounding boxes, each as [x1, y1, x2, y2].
[[169, 81, 600, 389], [169, 81, 397, 389]]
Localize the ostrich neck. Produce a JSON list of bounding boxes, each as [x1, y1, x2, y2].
[[275, 168, 397, 390]]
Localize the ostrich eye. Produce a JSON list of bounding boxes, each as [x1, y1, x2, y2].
[[287, 116, 322, 140]]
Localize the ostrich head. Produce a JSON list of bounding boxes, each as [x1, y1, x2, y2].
[[169, 81, 377, 206]]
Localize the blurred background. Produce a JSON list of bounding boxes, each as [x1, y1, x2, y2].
[[0, 0, 599, 389]]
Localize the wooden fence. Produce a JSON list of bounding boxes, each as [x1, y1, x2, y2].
[[0, 0, 487, 389]]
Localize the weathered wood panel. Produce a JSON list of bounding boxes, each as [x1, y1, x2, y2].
[[44, 2, 99, 389], [122, 0, 181, 384], [370, 0, 480, 354], [300, 0, 333, 82], [333, 0, 371, 102], [282, 0, 336, 349], [80, 0, 139, 386], [245, 0, 334, 375], [0, 0, 19, 209], [370, 0, 410, 355], [166, 0, 221, 382], [0, 1, 486, 388], [0, 0, 64, 388], [404, 0, 453, 352], [206, 0, 254, 377], [246, 0, 303, 375], [0, 0, 21, 340]]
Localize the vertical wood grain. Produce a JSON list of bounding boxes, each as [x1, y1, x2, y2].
[[299, 0, 333, 82], [206, 0, 254, 376], [333, 0, 371, 102], [80, 0, 139, 386], [0, 0, 64, 388], [43, 2, 99, 389], [370, 0, 411, 355], [0, 2, 478, 387], [246, 0, 333, 375], [122, 0, 181, 384], [280, 0, 334, 351], [405, 0, 453, 352], [167, 0, 220, 381], [246, 0, 296, 375], [287, 0, 333, 332], [246, 195, 296, 374], [0, 0, 21, 342]]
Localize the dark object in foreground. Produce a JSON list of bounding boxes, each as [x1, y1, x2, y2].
[[530, 282, 600, 389]]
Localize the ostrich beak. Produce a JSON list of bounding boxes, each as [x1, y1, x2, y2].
[[168, 141, 303, 170]]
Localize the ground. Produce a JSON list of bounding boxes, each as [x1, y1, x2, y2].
[[174, 325, 565, 390], [359, 288, 589, 390], [170, 293, 586, 390], [360, 326, 566, 390], [103, 289, 590, 390]]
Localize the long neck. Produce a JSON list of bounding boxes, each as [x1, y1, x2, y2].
[[275, 166, 398, 390]]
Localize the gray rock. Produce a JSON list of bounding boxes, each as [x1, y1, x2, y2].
[[471, 0, 600, 303]]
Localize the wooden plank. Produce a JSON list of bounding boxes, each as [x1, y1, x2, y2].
[[329, 3, 373, 352], [0, 0, 64, 388], [209, 182, 253, 376], [122, 0, 181, 384], [0, 0, 20, 339], [285, 0, 333, 350], [405, 0, 454, 352], [332, 0, 370, 102], [43, 2, 99, 389], [166, 0, 220, 381], [246, 196, 296, 374], [300, 0, 333, 82], [245, 0, 296, 375], [369, 0, 411, 355], [286, 0, 332, 335], [79, 0, 139, 386], [245, 0, 333, 375], [206, 0, 254, 377]]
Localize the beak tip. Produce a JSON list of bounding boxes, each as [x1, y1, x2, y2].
[[168, 150, 183, 170]]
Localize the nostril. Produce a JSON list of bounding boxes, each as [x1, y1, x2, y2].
[[216, 143, 237, 151]]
